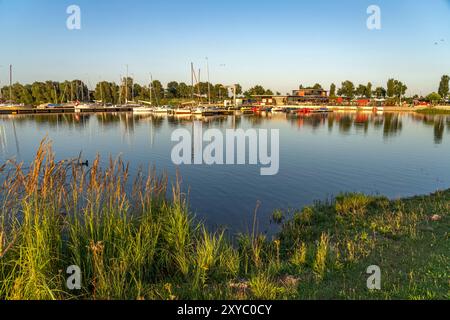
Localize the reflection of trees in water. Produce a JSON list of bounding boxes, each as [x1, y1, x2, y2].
[[151, 115, 165, 130], [338, 115, 353, 133], [373, 115, 384, 129], [12, 114, 78, 129], [355, 120, 369, 133], [119, 113, 135, 135], [96, 113, 123, 127], [248, 115, 265, 126], [417, 115, 450, 144], [285, 114, 328, 130], [95, 113, 133, 135], [328, 114, 335, 131], [421, 116, 436, 127], [205, 116, 228, 127], [167, 116, 195, 128], [309, 114, 326, 130], [383, 113, 402, 138], [231, 115, 242, 129], [434, 117, 445, 144]]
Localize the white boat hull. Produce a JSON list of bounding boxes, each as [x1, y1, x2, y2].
[[133, 107, 153, 114]]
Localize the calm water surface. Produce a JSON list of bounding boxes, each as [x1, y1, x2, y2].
[[1, 112, 450, 234]]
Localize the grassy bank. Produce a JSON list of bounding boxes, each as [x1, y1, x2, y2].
[[0, 141, 448, 300], [416, 108, 450, 115]]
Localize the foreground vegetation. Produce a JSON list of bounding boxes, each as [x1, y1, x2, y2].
[[0, 142, 448, 300]]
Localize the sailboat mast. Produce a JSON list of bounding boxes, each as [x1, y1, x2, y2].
[[198, 69, 201, 104], [131, 74, 134, 103], [119, 75, 123, 105], [151, 74, 159, 107], [9, 65, 12, 103], [100, 81, 104, 105], [125, 65, 129, 104], [149, 74, 152, 105], [206, 57, 211, 105], [191, 62, 194, 100], [81, 80, 84, 102]]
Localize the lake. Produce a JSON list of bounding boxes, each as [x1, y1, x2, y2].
[[1, 111, 449, 234]]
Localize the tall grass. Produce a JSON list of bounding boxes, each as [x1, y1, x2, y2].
[[0, 140, 242, 300]]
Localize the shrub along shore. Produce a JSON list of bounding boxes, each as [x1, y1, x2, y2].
[[0, 141, 448, 300]]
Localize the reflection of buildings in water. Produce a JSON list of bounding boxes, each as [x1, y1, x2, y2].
[[354, 113, 369, 133], [288, 112, 405, 137]]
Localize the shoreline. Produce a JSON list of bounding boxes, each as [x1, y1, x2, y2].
[[1, 105, 450, 116], [0, 144, 448, 300]]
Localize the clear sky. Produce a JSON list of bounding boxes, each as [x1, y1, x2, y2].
[[0, 0, 449, 95]]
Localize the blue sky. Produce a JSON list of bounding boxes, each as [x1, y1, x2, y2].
[[0, 0, 449, 95]]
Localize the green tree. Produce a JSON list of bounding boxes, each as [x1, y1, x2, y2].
[[167, 81, 179, 98], [244, 85, 267, 97], [151, 80, 164, 103], [387, 79, 395, 98], [329, 83, 336, 97], [426, 92, 442, 105], [312, 83, 323, 90], [32, 82, 47, 104], [387, 79, 407, 100], [356, 84, 367, 98], [438, 75, 449, 99], [235, 84, 243, 96], [373, 87, 386, 99], [365, 82, 373, 99], [338, 81, 355, 99], [178, 82, 191, 99]]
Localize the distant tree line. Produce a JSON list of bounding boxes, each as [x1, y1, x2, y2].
[[329, 75, 449, 104], [0, 80, 89, 105], [2, 75, 449, 106], [0, 78, 243, 105]]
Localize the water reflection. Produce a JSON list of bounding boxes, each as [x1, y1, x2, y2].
[[3, 112, 450, 150], [1, 111, 450, 233]]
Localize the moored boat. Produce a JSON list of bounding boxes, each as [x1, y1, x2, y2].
[[133, 106, 153, 114], [192, 107, 204, 115], [174, 108, 192, 115], [152, 106, 169, 114]]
